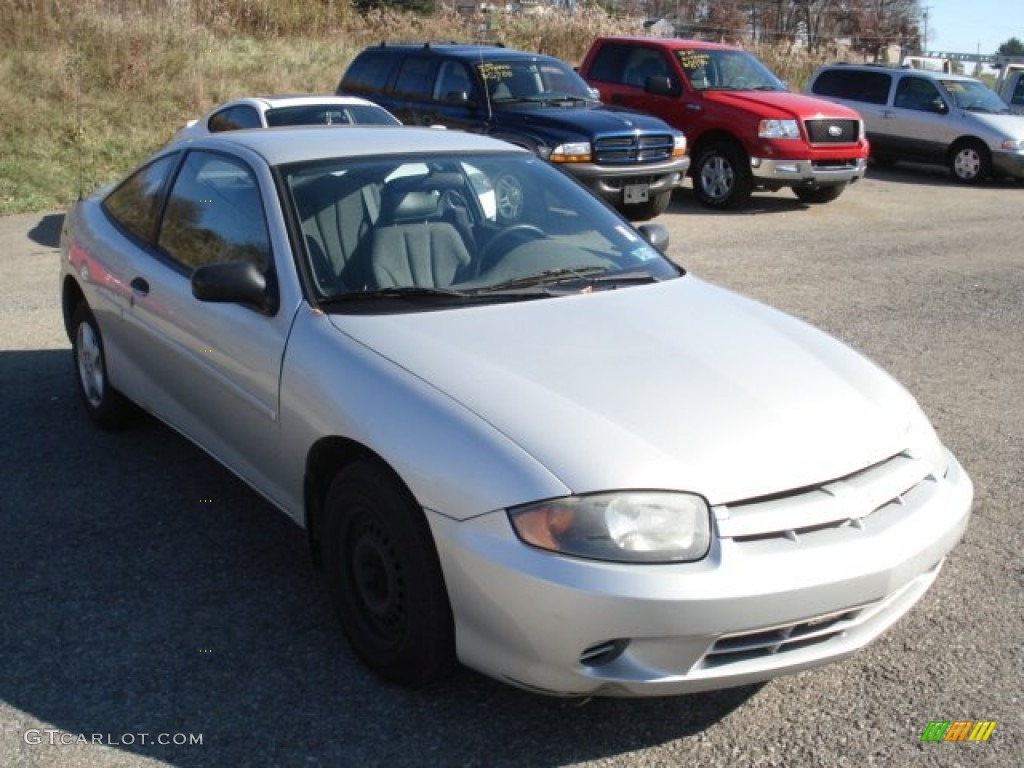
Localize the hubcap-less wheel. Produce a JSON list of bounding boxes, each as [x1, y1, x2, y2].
[[76, 321, 105, 408], [494, 173, 525, 221], [349, 515, 405, 648], [700, 155, 734, 203]]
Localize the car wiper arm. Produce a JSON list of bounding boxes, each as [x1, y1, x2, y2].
[[320, 286, 468, 304], [479, 266, 609, 292]]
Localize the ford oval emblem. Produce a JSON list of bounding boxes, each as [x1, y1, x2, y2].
[[828, 124, 843, 138]]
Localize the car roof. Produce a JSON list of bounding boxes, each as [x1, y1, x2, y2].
[[816, 63, 981, 83], [210, 94, 386, 112], [595, 36, 740, 52], [362, 42, 559, 63], [179, 125, 527, 166]]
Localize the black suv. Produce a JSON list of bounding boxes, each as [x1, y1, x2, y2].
[[337, 42, 690, 219]]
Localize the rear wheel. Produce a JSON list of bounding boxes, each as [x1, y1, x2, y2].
[[323, 461, 455, 686], [793, 184, 846, 205], [71, 303, 133, 429], [693, 142, 753, 209], [622, 189, 672, 221], [948, 140, 990, 183]]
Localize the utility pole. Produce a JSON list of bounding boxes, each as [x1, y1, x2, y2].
[[921, 5, 931, 52]]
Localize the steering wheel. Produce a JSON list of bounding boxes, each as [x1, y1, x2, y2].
[[479, 224, 546, 273]]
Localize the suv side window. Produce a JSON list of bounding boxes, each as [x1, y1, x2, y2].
[[158, 151, 270, 272], [433, 61, 475, 102], [1011, 76, 1024, 107], [340, 51, 398, 96], [587, 43, 633, 85], [103, 154, 179, 244], [393, 56, 436, 101], [208, 105, 262, 133], [812, 69, 891, 105], [894, 76, 944, 112]]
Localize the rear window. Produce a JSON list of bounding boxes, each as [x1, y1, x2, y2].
[[339, 51, 398, 96], [812, 69, 891, 105]]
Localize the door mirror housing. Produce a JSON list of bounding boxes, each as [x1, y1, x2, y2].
[[637, 223, 670, 253], [192, 261, 277, 314]]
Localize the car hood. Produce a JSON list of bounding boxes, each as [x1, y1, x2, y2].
[[705, 90, 861, 121], [495, 103, 676, 137], [329, 277, 915, 505], [960, 110, 1024, 139]]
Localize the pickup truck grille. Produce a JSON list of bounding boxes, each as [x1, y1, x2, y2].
[[805, 119, 860, 144], [594, 134, 674, 164]]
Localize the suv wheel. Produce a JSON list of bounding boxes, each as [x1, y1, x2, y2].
[[694, 142, 753, 209], [949, 140, 990, 184]]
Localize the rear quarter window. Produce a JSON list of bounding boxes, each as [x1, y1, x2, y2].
[[812, 69, 892, 105], [339, 51, 398, 95]]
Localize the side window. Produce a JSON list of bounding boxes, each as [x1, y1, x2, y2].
[[393, 56, 436, 100], [623, 48, 668, 88], [433, 61, 475, 102], [1012, 77, 1024, 107], [339, 51, 398, 95], [102, 154, 178, 244], [587, 44, 631, 84], [208, 105, 262, 132], [894, 76, 944, 112], [812, 70, 891, 105], [157, 151, 270, 272]]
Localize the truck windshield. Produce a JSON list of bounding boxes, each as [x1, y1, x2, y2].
[[675, 49, 787, 92]]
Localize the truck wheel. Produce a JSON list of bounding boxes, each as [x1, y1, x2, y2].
[[948, 140, 990, 184], [323, 460, 455, 686], [793, 184, 846, 205], [694, 143, 753, 209], [71, 302, 134, 429], [494, 172, 525, 221], [622, 190, 672, 221]]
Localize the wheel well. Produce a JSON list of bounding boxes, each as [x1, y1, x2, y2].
[[690, 130, 746, 168], [61, 277, 86, 342], [305, 437, 414, 570], [948, 136, 989, 160]]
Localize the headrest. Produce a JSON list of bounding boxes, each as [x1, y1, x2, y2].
[[383, 189, 439, 222]]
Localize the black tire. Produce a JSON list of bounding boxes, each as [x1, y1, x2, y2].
[[948, 140, 990, 184], [70, 302, 133, 429], [693, 142, 753, 209], [793, 184, 846, 205], [323, 461, 455, 686], [621, 189, 672, 221]]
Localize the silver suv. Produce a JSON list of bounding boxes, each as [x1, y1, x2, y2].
[[807, 63, 1024, 183]]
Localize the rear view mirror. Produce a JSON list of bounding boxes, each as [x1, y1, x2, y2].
[[636, 223, 670, 253], [645, 76, 679, 97], [192, 261, 277, 314]]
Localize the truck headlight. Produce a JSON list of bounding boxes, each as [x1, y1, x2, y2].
[[759, 119, 801, 139], [549, 142, 592, 163], [509, 491, 711, 563]]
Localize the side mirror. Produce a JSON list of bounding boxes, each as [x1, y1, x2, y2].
[[645, 75, 678, 97], [636, 223, 670, 253], [446, 90, 473, 106], [932, 98, 949, 114], [192, 261, 277, 314]]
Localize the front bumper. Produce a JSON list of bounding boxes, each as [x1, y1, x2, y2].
[[991, 149, 1024, 180], [558, 156, 691, 205], [750, 156, 867, 187], [427, 449, 972, 697]]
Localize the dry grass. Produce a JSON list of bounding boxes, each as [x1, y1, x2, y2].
[[0, 0, 826, 215]]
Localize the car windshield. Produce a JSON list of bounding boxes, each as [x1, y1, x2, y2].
[[265, 104, 400, 126], [475, 60, 597, 103], [938, 79, 1011, 114], [675, 49, 787, 92], [281, 152, 679, 310]]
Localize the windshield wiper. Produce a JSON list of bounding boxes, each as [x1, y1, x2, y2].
[[320, 286, 467, 304], [479, 266, 610, 292]]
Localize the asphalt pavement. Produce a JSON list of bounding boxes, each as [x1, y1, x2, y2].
[[1, 165, 1021, 767]]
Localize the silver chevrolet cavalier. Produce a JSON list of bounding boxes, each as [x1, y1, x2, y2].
[[59, 126, 973, 697]]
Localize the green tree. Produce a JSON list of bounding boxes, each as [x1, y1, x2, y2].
[[997, 37, 1024, 56]]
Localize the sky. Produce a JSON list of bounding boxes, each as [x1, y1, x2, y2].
[[924, 0, 1024, 58]]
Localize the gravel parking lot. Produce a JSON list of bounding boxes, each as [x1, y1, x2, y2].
[[1, 164, 1021, 767]]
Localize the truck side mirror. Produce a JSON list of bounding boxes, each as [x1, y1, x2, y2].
[[645, 76, 679, 97]]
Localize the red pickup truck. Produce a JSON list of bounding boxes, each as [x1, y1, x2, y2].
[[579, 37, 870, 209]]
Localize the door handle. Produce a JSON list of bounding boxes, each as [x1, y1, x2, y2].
[[685, 103, 701, 112], [130, 277, 150, 295]]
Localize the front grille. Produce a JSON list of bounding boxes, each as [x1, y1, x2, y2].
[[805, 118, 860, 144], [594, 134, 674, 164]]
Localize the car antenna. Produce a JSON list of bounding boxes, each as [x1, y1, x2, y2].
[[479, 45, 494, 124], [69, 7, 84, 201]]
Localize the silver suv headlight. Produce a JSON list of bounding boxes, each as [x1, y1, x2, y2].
[[759, 119, 801, 139], [508, 492, 711, 563]]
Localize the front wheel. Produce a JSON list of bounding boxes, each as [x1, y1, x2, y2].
[[323, 461, 455, 686], [793, 184, 846, 205], [71, 303, 133, 429], [948, 140, 990, 184], [621, 189, 672, 221], [693, 143, 753, 209]]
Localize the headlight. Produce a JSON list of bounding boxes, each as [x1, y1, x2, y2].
[[1000, 138, 1024, 151], [549, 142, 592, 163], [905, 405, 948, 476], [508, 492, 711, 563], [672, 134, 688, 157], [758, 119, 801, 139]]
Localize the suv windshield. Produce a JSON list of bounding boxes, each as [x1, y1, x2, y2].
[[282, 152, 678, 310], [938, 79, 1011, 114], [476, 59, 597, 103], [675, 49, 786, 92]]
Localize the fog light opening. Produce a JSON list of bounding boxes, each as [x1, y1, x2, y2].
[[579, 639, 629, 668]]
